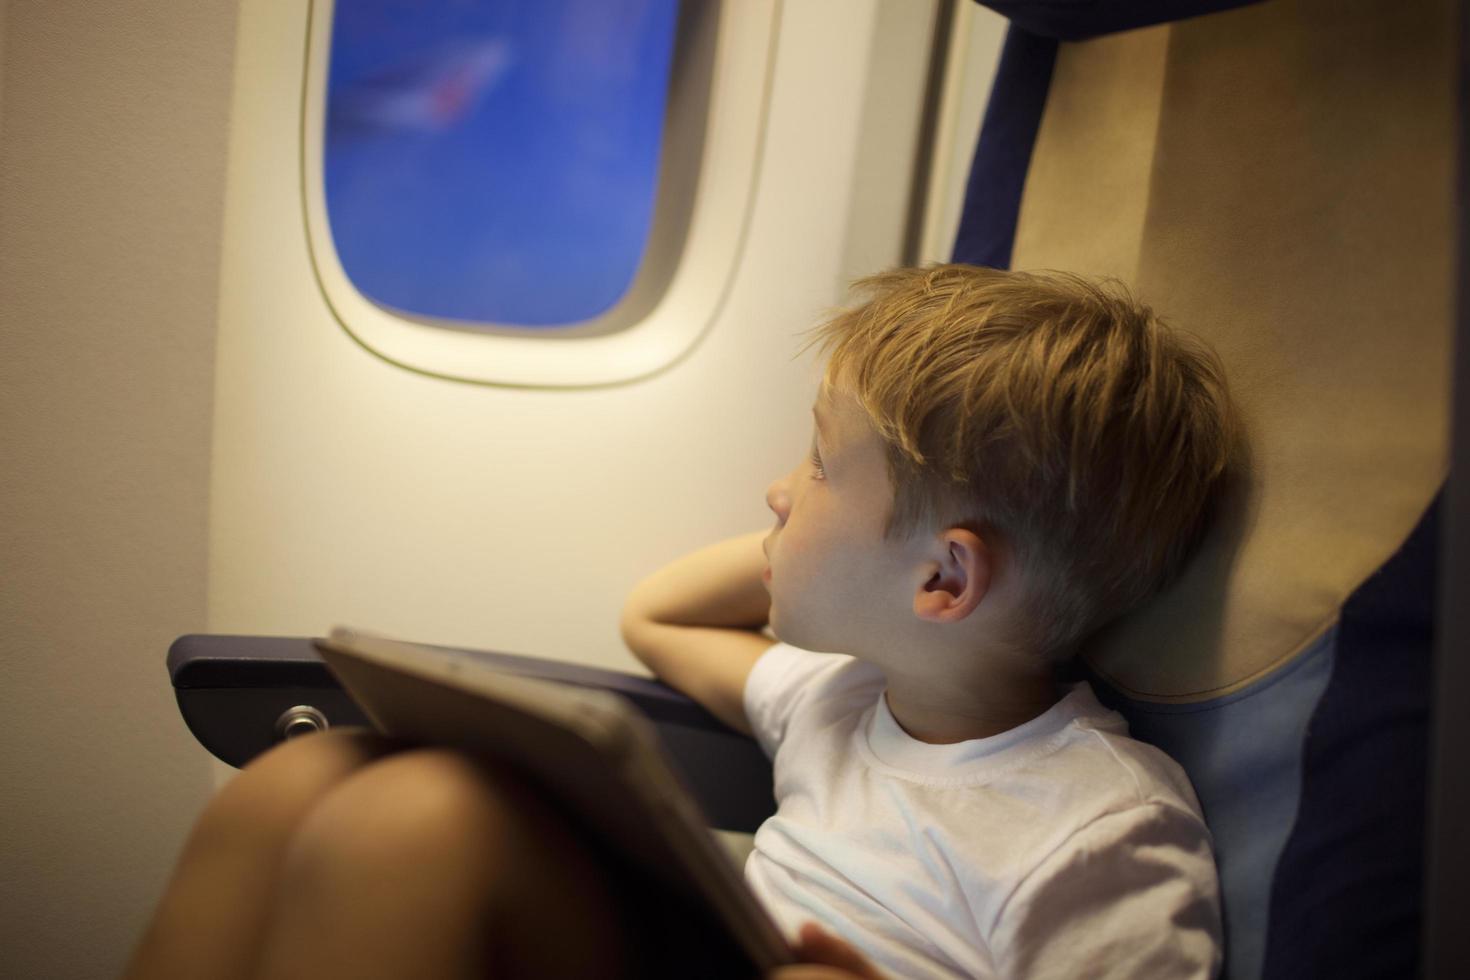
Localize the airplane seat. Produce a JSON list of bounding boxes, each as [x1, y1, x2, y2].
[[168, 0, 1453, 977], [951, 1, 1452, 977]]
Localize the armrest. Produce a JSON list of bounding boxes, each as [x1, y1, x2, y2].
[[168, 634, 776, 832]]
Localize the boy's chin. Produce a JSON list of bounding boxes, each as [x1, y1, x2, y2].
[[766, 610, 804, 650], [769, 616, 844, 657]]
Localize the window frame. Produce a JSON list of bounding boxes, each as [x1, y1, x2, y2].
[[300, 0, 779, 387]]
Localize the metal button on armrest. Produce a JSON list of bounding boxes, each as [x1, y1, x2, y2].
[[275, 705, 330, 741]]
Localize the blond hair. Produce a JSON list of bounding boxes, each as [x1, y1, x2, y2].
[[798, 264, 1237, 660]]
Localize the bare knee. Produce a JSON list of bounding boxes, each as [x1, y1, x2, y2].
[[274, 749, 632, 977], [189, 729, 399, 856], [277, 748, 514, 894]]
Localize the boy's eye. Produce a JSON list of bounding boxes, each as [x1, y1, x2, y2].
[[809, 436, 825, 479]]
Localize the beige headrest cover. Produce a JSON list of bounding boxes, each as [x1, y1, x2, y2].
[[1013, 0, 1455, 702]]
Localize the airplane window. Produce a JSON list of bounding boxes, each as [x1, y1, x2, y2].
[[324, 0, 680, 328]]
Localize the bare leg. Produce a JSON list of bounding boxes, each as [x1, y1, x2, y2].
[[124, 729, 399, 980], [248, 747, 634, 980]]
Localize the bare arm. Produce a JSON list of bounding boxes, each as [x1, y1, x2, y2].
[[620, 530, 776, 735]]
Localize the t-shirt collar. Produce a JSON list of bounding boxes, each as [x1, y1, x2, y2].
[[863, 680, 1103, 778]]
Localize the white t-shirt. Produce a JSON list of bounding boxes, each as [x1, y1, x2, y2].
[[742, 642, 1222, 979]]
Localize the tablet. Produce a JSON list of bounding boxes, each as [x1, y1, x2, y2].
[[313, 626, 794, 974]]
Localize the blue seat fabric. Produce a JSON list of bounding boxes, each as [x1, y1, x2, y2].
[[1259, 496, 1434, 979], [1075, 497, 1436, 980]]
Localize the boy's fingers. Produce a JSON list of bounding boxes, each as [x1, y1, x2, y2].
[[790, 923, 885, 979]]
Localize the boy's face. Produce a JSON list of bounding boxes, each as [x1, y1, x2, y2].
[[762, 380, 921, 657]]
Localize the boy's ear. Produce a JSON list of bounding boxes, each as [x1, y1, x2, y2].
[[913, 528, 991, 623]]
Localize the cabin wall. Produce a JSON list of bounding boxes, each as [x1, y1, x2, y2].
[[0, 1, 237, 977], [206, 0, 939, 673]]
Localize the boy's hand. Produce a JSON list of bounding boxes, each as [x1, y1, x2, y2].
[[769, 922, 887, 980]]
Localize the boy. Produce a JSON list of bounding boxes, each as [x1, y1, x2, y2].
[[621, 264, 1232, 977], [127, 263, 1228, 980]]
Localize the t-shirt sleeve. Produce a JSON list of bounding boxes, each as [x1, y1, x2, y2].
[[742, 641, 853, 759], [988, 802, 1223, 979]]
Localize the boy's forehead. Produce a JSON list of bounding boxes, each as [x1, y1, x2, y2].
[[815, 378, 883, 452], [815, 381, 895, 515], [813, 380, 841, 434], [816, 375, 850, 413], [816, 376, 862, 425]]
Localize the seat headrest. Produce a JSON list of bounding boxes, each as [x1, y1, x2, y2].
[[1010, 0, 1454, 701]]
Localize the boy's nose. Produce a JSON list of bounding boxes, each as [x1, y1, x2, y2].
[[766, 478, 790, 523]]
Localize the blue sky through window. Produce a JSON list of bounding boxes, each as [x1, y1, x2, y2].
[[324, 0, 680, 327]]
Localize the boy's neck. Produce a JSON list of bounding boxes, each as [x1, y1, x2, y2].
[[881, 659, 1061, 744]]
